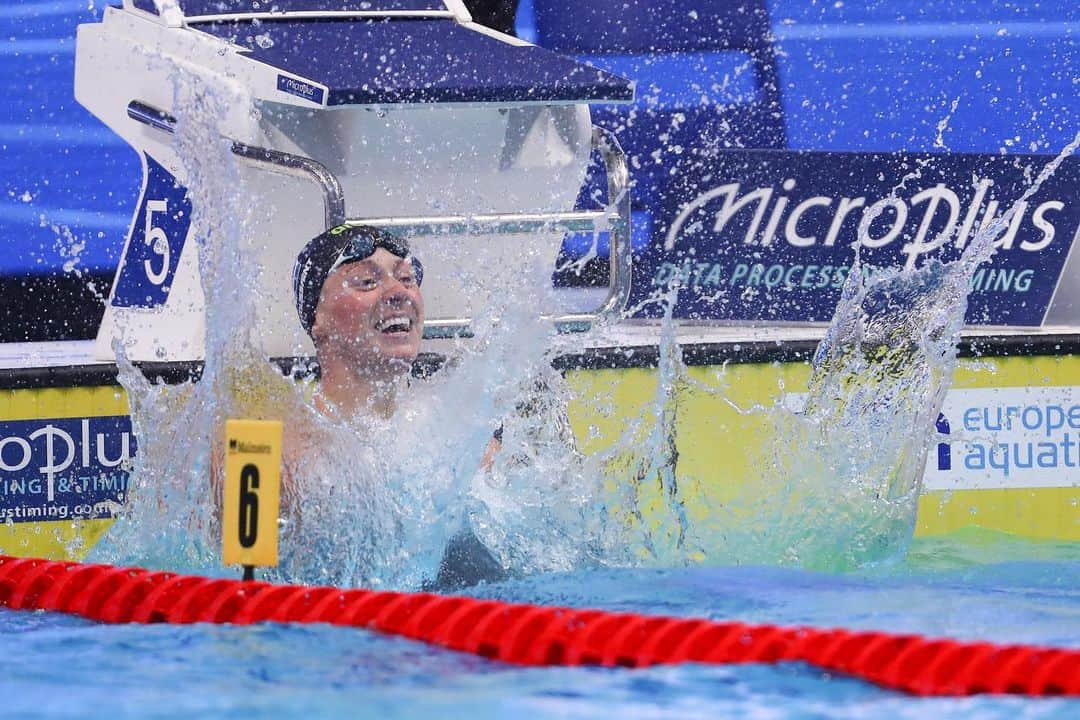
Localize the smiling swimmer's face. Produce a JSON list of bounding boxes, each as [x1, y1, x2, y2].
[[311, 247, 425, 374]]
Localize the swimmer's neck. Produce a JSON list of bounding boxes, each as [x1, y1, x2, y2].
[[317, 354, 408, 420]]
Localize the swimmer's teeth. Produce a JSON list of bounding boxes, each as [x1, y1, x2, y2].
[[379, 317, 411, 333]]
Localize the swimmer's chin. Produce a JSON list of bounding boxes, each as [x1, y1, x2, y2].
[[349, 354, 415, 380], [384, 356, 416, 374]]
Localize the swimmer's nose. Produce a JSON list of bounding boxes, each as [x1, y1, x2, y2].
[[381, 277, 414, 306]]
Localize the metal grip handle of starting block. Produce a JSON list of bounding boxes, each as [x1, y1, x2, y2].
[[126, 100, 346, 229]]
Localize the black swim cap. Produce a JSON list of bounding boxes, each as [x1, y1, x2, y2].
[[292, 224, 423, 335]]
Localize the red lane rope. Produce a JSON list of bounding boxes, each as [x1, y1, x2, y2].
[[1, 555, 1076, 697]]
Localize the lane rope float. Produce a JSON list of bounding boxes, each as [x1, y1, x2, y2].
[[1, 555, 1077, 697]]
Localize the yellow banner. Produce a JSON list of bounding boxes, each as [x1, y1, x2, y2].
[[222, 419, 282, 568]]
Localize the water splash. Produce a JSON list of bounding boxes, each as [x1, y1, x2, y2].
[[90, 63, 262, 573], [88, 53, 598, 587], [589, 289, 703, 567], [85, 11, 1079, 584], [591, 134, 1080, 572], [763, 136, 1078, 569]]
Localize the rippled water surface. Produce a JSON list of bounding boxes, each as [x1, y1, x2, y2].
[[4, 534, 1078, 720]]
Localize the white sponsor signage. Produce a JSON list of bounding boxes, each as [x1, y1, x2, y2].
[[783, 385, 1080, 491], [926, 386, 1080, 491]]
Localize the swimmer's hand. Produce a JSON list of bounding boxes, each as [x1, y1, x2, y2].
[[480, 436, 501, 473]]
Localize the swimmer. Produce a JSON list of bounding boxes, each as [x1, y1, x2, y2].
[[291, 223, 505, 588], [293, 223, 501, 463]]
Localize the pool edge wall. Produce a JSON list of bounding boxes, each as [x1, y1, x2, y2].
[[1, 335, 1078, 560]]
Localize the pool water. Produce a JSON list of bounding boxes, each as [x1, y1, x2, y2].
[[4, 533, 1077, 719]]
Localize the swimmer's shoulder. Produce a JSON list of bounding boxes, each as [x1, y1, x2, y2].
[[427, 529, 508, 590]]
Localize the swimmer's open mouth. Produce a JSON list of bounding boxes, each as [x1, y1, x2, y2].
[[376, 316, 413, 335]]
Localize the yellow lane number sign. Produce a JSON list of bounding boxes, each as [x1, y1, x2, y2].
[[223, 419, 282, 569]]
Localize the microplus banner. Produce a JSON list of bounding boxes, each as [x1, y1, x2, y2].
[[0, 416, 134, 523], [629, 150, 1080, 325]]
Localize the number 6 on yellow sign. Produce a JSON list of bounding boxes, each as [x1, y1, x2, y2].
[[223, 419, 282, 576]]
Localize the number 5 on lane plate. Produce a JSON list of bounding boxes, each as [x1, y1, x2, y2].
[[223, 419, 282, 570]]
